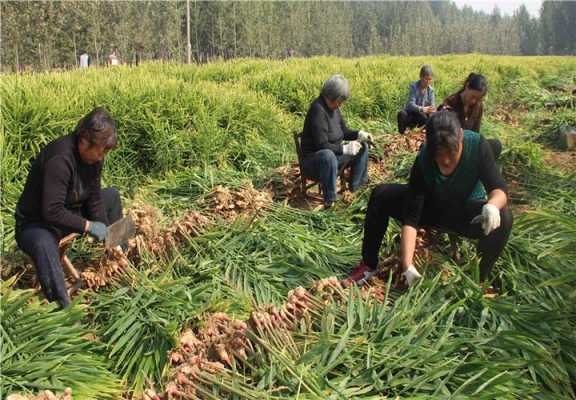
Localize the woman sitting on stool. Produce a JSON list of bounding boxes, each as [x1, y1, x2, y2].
[[300, 75, 373, 208], [15, 107, 124, 308], [345, 111, 513, 290]]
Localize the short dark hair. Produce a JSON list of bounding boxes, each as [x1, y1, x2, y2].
[[420, 64, 433, 78], [75, 107, 117, 149], [463, 73, 487, 95], [425, 111, 463, 158]]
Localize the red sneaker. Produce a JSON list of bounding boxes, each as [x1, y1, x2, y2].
[[342, 261, 376, 287], [483, 286, 499, 299]]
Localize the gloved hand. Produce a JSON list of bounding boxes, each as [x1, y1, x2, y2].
[[342, 141, 362, 156], [403, 264, 422, 287], [471, 203, 501, 235], [86, 221, 108, 242], [357, 130, 374, 143]]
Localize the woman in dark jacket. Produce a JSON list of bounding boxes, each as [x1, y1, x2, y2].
[[345, 111, 513, 289], [15, 107, 123, 308], [301, 74, 373, 208]]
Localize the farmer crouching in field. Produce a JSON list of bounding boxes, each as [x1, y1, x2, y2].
[[439, 73, 502, 160], [344, 111, 513, 291], [397, 64, 436, 134], [15, 107, 123, 308], [300, 75, 373, 208]]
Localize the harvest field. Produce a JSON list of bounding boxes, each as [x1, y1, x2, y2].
[[1, 55, 576, 399]]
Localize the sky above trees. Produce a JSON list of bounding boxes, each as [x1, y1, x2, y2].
[[454, 0, 542, 16]]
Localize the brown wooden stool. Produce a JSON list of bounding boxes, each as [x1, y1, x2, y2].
[[293, 132, 352, 197], [58, 233, 83, 296]]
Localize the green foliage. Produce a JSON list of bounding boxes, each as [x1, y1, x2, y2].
[[86, 270, 213, 396], [0, 282, 123, 399], [179, 205, 362, 305], [2, 0, 576, 72], [1, 55, 575, 398], [207, 278, 575, 398]]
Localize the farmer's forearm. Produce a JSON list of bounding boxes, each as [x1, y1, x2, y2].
[[401, 225, 418, 270], [487, 188, 507, 209]]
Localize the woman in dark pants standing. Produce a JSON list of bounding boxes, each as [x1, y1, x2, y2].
[[345, 111, 513, 289], [15, 107, 123, 308]]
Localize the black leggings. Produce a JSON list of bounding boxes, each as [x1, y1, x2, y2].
[[362, 184, 513, 282], [397, 110, 429, 134], [16, 187, 123, 308]]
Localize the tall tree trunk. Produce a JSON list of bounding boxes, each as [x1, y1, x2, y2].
[[93, 36, 100, 66], [38, 43, 43, 71], [72, 32, 78, 67], [194, 0, 200, 62], [15, 45, 20, 72], [233, 3, 237, 57]]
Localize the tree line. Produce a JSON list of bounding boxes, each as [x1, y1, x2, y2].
[[1, 1, 575, 72]]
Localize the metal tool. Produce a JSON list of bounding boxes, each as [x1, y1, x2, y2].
[[105, 215, 136, 249]]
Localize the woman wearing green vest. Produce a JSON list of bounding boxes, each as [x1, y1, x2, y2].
[[345, 111, 513, 289]]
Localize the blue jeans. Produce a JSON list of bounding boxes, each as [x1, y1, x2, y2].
[[15, 187, 123, 308], [301, 143, 369, 203]]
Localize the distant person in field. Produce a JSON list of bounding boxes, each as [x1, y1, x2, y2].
[[439, 73, 502, 158], [397, 65, 436, 134], [79, 52, 89, 68], [133, 44, 143, 67], [15, 107, 124, 309], [345, 111, 512, 292], [300, 74, 373, 208], [108, 49, 120, 66]]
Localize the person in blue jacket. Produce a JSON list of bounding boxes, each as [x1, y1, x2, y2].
[[397, 65, 436, 134]]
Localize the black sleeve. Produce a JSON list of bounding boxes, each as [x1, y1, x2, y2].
[[473, 103, 483, 133], [402, 158, 427, 228], [309, 106, 343, 154], [42, 156, 87, 233], [84, 163, 107, 223], [339, 111, 359, 141], [479, 137, 507, 194]]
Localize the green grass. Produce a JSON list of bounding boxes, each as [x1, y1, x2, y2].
[[1, 55, 575, 399]]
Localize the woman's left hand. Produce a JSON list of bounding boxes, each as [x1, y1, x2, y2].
[[358, 130, 374, 143], [471, 203, 501, 235]]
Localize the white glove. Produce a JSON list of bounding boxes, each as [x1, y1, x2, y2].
[[471, 203, 501, 235], [342, 141, 362, 156], [357, 130, 374, 143], [403, 265, 422, 287]]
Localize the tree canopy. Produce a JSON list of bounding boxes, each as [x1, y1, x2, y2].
[[1, 1, 574, 71]]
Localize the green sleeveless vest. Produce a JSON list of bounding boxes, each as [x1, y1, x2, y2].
[[418, 130, 487, 202]]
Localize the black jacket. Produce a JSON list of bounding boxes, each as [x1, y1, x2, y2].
[[301, 96, 358, 157], [15, 133, 106, 234]]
